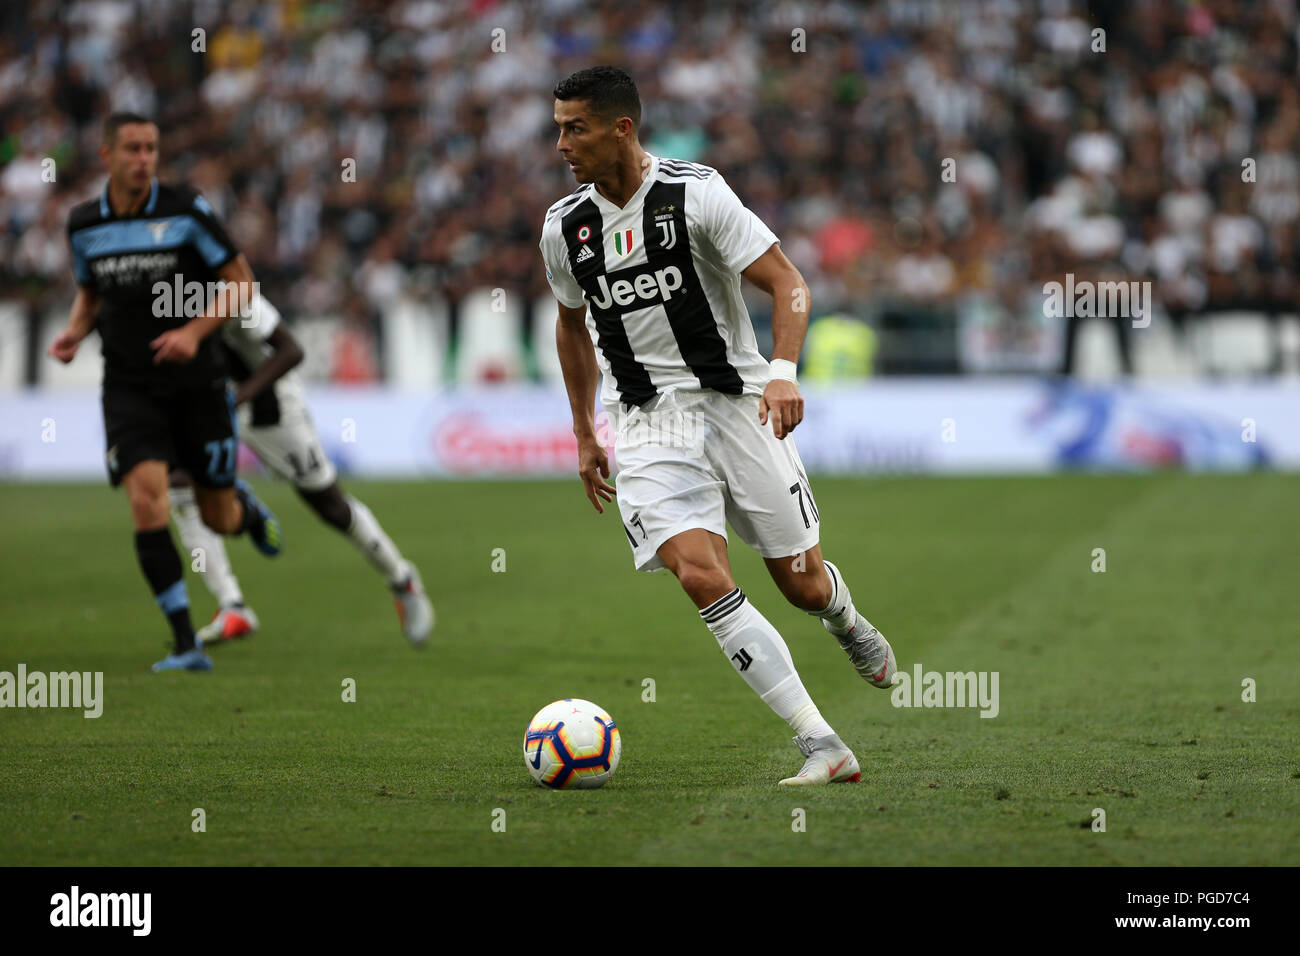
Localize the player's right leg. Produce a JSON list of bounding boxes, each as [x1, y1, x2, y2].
[[613, 397, 858, 784], [120, 461, 212, 672], [653, 529, 859, 786], [102, 380, 210, 671], [169, 469, 258, 646]]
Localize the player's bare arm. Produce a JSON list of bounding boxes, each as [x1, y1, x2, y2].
[[742, 242, 812, 440], [555, 300, 615, 513], [232, 324, 305, 406], [151, 254, 256, 365], [48, 286, 101, 364]]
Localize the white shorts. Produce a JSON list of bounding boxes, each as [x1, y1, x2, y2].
[[611, 389, 821, 572], [238, 404, 337, 492]]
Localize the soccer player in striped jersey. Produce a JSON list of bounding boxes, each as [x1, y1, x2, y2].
[[50, 112, 282, 673], [540, 67, 898, 786], [169, 294, 434, 647]]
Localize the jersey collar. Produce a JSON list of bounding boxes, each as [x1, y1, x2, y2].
[[100, 177, 159, 218], [589, 153, 658, 216]]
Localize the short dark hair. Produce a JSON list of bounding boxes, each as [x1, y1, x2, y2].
[[553, 66, 641, 128], [103, 111, 155, 146]]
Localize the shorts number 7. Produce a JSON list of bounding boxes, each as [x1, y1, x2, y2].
[[789, 476, 819, 529]]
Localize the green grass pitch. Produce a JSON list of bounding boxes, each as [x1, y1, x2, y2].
[[1, 474, 1296, 865]]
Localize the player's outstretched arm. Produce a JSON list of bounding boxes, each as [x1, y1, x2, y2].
[[151, 254, 257, 364], [232, 324, 304, 406], [48, 286, 100, 364], [555, 300, 615, 513], [742, 243, 811, 440]]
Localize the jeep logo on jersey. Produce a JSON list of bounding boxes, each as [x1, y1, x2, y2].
[[588, 264, 683, 312]]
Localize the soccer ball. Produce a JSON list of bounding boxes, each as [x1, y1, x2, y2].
[[523, 698, 621, 789]]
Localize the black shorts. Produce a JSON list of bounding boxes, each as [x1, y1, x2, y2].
[[102, 379, 239, 488]]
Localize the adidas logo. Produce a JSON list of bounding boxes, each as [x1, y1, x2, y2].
[[575, 244, 595, 263]]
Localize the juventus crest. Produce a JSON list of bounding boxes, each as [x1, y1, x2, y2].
[[652, 205, 678, 250]]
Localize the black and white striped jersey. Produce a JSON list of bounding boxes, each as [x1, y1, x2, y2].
[[540, 154, 778, 408]]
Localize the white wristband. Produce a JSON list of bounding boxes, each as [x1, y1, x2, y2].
[[768, 358, 798, 384]]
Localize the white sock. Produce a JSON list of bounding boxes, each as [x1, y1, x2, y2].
[[814, 559, 858, 635], [700, 588, 835, 739], [171, 485, 244, 608], [344, 495, 408, 586]]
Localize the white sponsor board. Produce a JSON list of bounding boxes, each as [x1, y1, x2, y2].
[[1, 380, 1296, 480]]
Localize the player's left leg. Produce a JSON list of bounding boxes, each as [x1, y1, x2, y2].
[[169, 469, 258, 645], [765, 546, 896, 689], [713, 392, 897, 691], [193, 481, 283, 555], [238, 408, 432, 645], [178, 382, 282, 555], [296, 481, 434, 646]]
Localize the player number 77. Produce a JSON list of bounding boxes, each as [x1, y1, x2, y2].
[[204, 437, 237, 479]]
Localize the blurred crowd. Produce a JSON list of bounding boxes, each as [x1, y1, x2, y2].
[[1, 0, 1297, 380]]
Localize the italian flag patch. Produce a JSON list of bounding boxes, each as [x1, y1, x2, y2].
[[613, 228, 634, 257]]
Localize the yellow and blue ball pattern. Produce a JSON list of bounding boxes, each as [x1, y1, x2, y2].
[[523, 698, 622, 789]]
